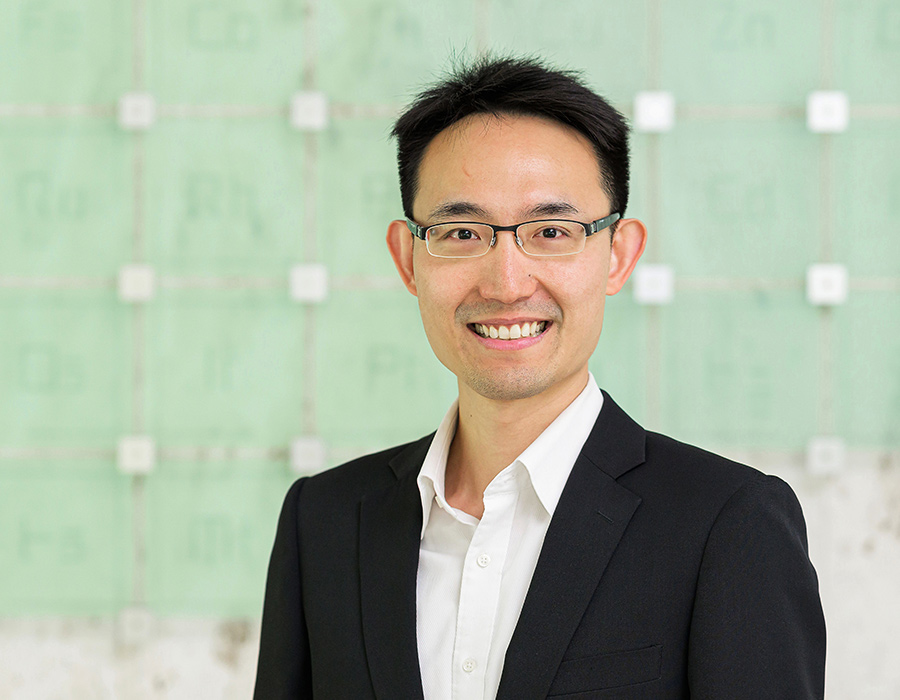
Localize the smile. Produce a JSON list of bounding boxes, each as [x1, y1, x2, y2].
[[471, 321, 548, 340]]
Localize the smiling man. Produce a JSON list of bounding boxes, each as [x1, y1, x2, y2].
[[255, 57, 826, 700]]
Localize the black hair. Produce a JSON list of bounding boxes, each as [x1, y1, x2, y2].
[[391, 54, 630, 226]]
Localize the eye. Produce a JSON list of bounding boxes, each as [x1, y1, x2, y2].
[[536, 226, 569, 239], [446, 227, 480, 241]]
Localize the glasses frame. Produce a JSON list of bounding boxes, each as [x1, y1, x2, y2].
[[405, 212, 621, 258]]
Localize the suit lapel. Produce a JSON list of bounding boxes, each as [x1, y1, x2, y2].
[[497, 393, 646, 700], [358, 437, 429, 700]]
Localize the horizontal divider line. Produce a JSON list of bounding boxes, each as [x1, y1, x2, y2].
[[1, 446, 897, 467], [1, 103, 898, 121], [2, 276, 896, 292]]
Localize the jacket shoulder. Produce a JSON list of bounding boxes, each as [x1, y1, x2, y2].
[[630, 430, 797, 516], [298, 433, 433, 502]]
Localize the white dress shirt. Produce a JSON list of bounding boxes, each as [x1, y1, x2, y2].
[[415, 374, 604, 700]]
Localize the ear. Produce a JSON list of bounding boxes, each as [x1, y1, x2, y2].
[[386, 219, 419, 296], [606, 218, 647, 295]]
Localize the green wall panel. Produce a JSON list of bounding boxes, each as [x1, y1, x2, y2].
[[146, 0, 305, 103], [1, 0, 898, 619], [146, 120, 305, 275], [836, 293, 900, 448], [316, 288, 458, 450], [0, 0, 130, 103], [837, 1, 900, 103], [661, 0, 820, 104], [0, 291, 129, 448], [488, 0, 649, 103], [0, 120, 131, 276], [147, 291, 304, 446], [660, 121, 819, 278], [834, 125, 900, 277], [659, 290, 818, 450], [145, 462, 293, 615], [317, 118, 402, 278], [318, 0, 477, 103], [0, 463, 131, 615]]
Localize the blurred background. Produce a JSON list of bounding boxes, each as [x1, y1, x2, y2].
[[0, 0, 898, 697]]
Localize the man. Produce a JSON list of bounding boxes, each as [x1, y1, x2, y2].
[[255, 56, 825, 699]]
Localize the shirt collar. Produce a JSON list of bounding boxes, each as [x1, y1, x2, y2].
[[416, 398, 459, 537], [516, 375, 603, 516], [416, 374, 604, 539]]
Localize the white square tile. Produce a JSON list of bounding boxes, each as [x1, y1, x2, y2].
[[806, 91, 849, 133], [118, 264, 156, 302], [116, 607, 154, 648], [806, 263, 848, 305], [118, 92, 157, 130], [290, 263, 328, 303], [290, 436, 326, 475], [117, 435, 156, 475], [290, 91, 329, 131], [633, 263, 674, 305], [806, 436, 845, 476], [634, 91, 675, 133]]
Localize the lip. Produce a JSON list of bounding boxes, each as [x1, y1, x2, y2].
[[467, 320, 551, 350]]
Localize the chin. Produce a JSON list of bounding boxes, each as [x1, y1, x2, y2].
[[464, 367, 555, 402]]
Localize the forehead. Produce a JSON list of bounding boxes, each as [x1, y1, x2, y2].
[[414, 113, 607, 219]]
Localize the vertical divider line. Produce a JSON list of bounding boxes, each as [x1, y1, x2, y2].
[[645, 0, 663, 430], [818, 0, 837, 439], [130, 0, 149, 610], [474, 0, 490, 55], [647, 0, 662, 91], [132, 0, 146, 90], [301, 0, 319, 436]]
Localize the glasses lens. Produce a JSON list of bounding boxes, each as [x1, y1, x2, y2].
[[425, 223, 493, 258], [518, 220, 586, 256]]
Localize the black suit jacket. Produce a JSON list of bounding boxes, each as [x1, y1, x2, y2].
[[255, 393, 825, 699]]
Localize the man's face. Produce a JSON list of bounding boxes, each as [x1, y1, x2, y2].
[[388, 113, 644, 404]]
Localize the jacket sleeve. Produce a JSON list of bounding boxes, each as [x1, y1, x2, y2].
[[254, 478, 312, 700], [687, 473, 826, 699]]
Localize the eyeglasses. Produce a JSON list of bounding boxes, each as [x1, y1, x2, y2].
[[406, 213, 621, 258]]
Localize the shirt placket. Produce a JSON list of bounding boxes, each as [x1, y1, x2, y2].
[[450, 480, 519, 700]]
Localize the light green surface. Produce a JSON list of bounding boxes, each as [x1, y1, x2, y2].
[[659, 290, 819, 450], [316, 288, 458, 449], [146, 461, 293, 615], [147, 290, 305, 446], [0, 290, 130, 448], [661, 0, 821, 104], [0, 120, 132, 276], [0, 462, 132, 615], [0, 0, 897, 616], [0, 0, 131, 103], [317, 119, 402, 277], [834, 124, 900, 277], [147, 0, 306, 103], [146, 120, 305, 275], [659, 120, 819, 278]]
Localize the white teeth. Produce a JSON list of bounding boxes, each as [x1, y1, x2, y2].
[[475, 321, 548, 339]]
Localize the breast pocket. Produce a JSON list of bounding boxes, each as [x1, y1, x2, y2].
[[546, 644, 662, 697]]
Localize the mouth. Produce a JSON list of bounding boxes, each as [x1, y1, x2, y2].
[[469, 321, 549, 340]]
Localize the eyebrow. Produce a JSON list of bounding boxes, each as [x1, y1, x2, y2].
[[427, 200, 581, 221]]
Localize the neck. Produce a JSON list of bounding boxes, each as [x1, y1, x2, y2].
[[444, 369, 590, 518]]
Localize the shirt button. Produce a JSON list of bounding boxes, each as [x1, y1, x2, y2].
[[462, 658, 477, 673], [477, 553, 491, 568]]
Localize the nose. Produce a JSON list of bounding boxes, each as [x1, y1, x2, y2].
[[476, 230, 538, 304]]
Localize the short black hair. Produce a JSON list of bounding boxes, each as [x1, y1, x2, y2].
[[391, 54, 630, 225]]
